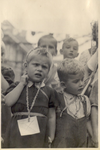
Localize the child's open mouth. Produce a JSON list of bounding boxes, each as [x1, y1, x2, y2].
[[78, 88, 83, 92], [69, 53, 73, 56], [35, 73, 42, 78]]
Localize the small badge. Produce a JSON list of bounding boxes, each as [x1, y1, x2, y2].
[[17, 116, 40, 136]]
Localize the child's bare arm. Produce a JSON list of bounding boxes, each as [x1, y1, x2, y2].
[[48, 107, 56, 143], [91, 106, 98, 144], [1, 74, 9, 92], [5, 74, 28, 107]]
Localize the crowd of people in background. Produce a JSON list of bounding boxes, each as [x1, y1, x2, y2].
[[1, 21, 98, 148]]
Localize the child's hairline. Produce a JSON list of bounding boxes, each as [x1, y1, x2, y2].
[[25, 50, 52, 68], [58, 72, 84, 83], [38, 36, 57, 49], [62, 39, 79, 49], [26, 53, 50, 63], [58, 69, 84, 83]]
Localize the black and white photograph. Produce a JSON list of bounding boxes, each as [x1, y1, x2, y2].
[[1, 0, 99, 149]]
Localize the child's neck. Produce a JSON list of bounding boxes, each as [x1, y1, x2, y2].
[[28, 79, 43, 85], [64, 90, 78, 97]]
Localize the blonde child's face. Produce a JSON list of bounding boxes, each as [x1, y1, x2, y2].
[[39, 38, 56, 56], [25, 55, 50, 83], [64, 73, 84, 95], [62, 41, 78, 59]]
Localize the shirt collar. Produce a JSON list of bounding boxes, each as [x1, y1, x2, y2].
[[28, 80, 45, 88], [63, 91, 75, 100], [63, 92, 82, 101]]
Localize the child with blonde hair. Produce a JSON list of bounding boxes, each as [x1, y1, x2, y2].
[[38, 34, 60, 91], [4, 47, 56, 148], [60, 38, 79, 59]]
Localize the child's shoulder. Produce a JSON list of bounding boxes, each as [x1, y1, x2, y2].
[[80, 95, 90, 105], [43, 85, 61, 93], [42, 85, 63, 99], [81, 95, 91, 117], [4, 81, 19, 95], [42, 85, 57, 93], [81, 94, 89, 101]]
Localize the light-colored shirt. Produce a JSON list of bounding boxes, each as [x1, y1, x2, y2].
[[63, 92, 91, 119]]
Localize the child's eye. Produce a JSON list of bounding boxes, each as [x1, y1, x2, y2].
[[73, 79, 79, 83], [73, 47, 78, 50], [32, 63, 39, 66], [41, 45, 46, 48], [49, 46, 54, 49], [66, 46, 70, 49], [42, 65, 48, 69]]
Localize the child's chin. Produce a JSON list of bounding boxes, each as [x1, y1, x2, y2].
[[30, 78, 42, 83], [34, 80, 42, 83], [73, 92, 81, 95]]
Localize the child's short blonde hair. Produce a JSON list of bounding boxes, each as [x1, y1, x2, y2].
[[62, 38, 78, 49], [38, 34, 57, 54], [57, 58, 84, 82], [25, 47, 53, 68]]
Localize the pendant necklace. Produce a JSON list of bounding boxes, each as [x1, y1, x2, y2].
[[26, 83, 41, 122]]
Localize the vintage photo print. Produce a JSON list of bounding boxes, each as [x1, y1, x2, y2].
[[1, 0, 99, 149]]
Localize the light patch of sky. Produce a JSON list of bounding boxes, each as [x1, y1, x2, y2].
[[1, 0, 99, 35]]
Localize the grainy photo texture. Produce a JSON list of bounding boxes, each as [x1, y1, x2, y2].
[[1, 0, 99, 149]]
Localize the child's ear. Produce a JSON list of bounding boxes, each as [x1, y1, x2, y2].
[[23, 62, 28, 74], [60, 81, 66, 90], [60, 49, 63, 55], [24, 62, 27, 68]]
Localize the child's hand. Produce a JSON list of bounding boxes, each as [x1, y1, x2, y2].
[[48, 137, 52, 148], [20, 74, 29, 86]]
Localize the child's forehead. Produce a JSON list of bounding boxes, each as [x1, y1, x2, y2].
[[67, 72, 84, 80], [64, 40, 78, 46], [30, 54, 46, 60], [29, 53, 51, 66], [39, 37, 56, 46]]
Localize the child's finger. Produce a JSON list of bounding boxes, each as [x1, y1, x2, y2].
[[26, 76, 29, 83], [22, 74, 28, 78], [23, 72, 28, 76]]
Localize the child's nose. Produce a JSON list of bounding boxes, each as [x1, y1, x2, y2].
[[70, 47, 73, 51], [80, 80, 83, 86], [46, 46, 49, 52], [37, 65, 42, 71]]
